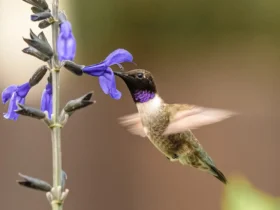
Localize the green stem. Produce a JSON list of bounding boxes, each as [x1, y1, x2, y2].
[[51, 0, 62, 210]]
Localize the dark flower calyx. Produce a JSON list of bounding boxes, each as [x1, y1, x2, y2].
[[47, 74, 52, 83], [38, 17, 55, 29], [29, 65, 48, 87], [31, 6, 44, 13], [17, 173, 52, 192], [63, 60, 84, 76], [31, 11, 52, 21], [63, 92, 94, 115], [23, 29, 53, 57], [23, 0, 49, 12], [22, 47, 51, 61], [15, 103, 46, 120]]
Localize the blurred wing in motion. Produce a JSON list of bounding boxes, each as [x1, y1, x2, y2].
[[163, 106, 238, 135], [119, 113, 146, 137]]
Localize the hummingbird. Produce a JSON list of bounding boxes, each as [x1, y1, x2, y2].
[[114, 69, 237, 184]]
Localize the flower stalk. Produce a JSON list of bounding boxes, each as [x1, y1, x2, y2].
[[2, 0, 133, 208], [50, 0, 63, 210]]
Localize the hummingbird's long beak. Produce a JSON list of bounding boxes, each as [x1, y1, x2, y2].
[[113, 71, 129, 80], [114, 71, 136, 87], [113, 71, 123, 76]]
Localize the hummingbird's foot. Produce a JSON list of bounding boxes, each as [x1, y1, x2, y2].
[[172, 154, 179, 159], [166, 154, 179, 162], [168, 158, 179, 162]]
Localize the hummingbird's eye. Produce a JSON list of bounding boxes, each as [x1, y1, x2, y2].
[[136, 73, 144, 79]]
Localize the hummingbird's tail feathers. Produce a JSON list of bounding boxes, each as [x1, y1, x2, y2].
[[207, 164, 227, 184]]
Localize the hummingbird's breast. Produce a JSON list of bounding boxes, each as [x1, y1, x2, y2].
[[136, 95, 167, 134], [136, 95, 192, 158]]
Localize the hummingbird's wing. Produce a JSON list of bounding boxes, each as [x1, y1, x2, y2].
[[118, 113, 146, 137], [163, 105, 237, 135]]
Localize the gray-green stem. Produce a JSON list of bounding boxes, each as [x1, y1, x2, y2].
[[51, 0, 62, 210]]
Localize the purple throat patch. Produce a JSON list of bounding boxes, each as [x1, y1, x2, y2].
[[133, 90, 155, 103]]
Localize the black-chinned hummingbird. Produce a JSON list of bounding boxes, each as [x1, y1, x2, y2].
[[114, 69, 237, 184]]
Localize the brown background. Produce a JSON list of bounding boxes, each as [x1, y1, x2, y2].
[[0, 0, 280, 210]]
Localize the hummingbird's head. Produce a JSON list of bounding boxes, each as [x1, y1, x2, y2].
[[114, 69, 157, 103]]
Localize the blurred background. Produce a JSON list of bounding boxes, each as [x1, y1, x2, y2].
[[0, 0, 280, 209]]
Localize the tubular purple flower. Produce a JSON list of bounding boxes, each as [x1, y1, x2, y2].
[[1, 82, 31, 120], [41, 83, 52, 119], [57, 20, 76, 61], [82, 49, 133, 100]]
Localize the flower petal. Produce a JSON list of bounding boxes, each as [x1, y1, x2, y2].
[[41, 89, 47, 110], [46, 82, 52, 94], [18, 97, 26, 105], [83, 62, 107, 76], [104, 49, 133, 66], [2, 85, 17, 104], [57, 35, 66, 60], [98, 68, 122, 99], [60, 21, 72, 39], [41, 83, 52, 118], [98, 75, 110, 94], [17, 82, 31, 98], [65, 35, 76, 61], [2, 82, 30, 120], [48, 97, 53, 118], [108, 71, 121, 99], [57, 21, 76, 61], [3, 93, 19, 120], [109, 88, 122, 100]]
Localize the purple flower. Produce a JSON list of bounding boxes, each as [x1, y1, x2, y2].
[[57, 20, 76, 61], [41, 83, 52, 118], [2, 82, 31, 120], [82, 49, 133, 100]]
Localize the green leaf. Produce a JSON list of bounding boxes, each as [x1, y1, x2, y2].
[[222, 175, 280, 210]]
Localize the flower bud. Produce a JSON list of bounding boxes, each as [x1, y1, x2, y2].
[[61, 170, 67, 190], [63, 92, 94, 115], [17, 173, 52, 192], [29, 65, 48, 87], [15, 103, 47, 120]]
